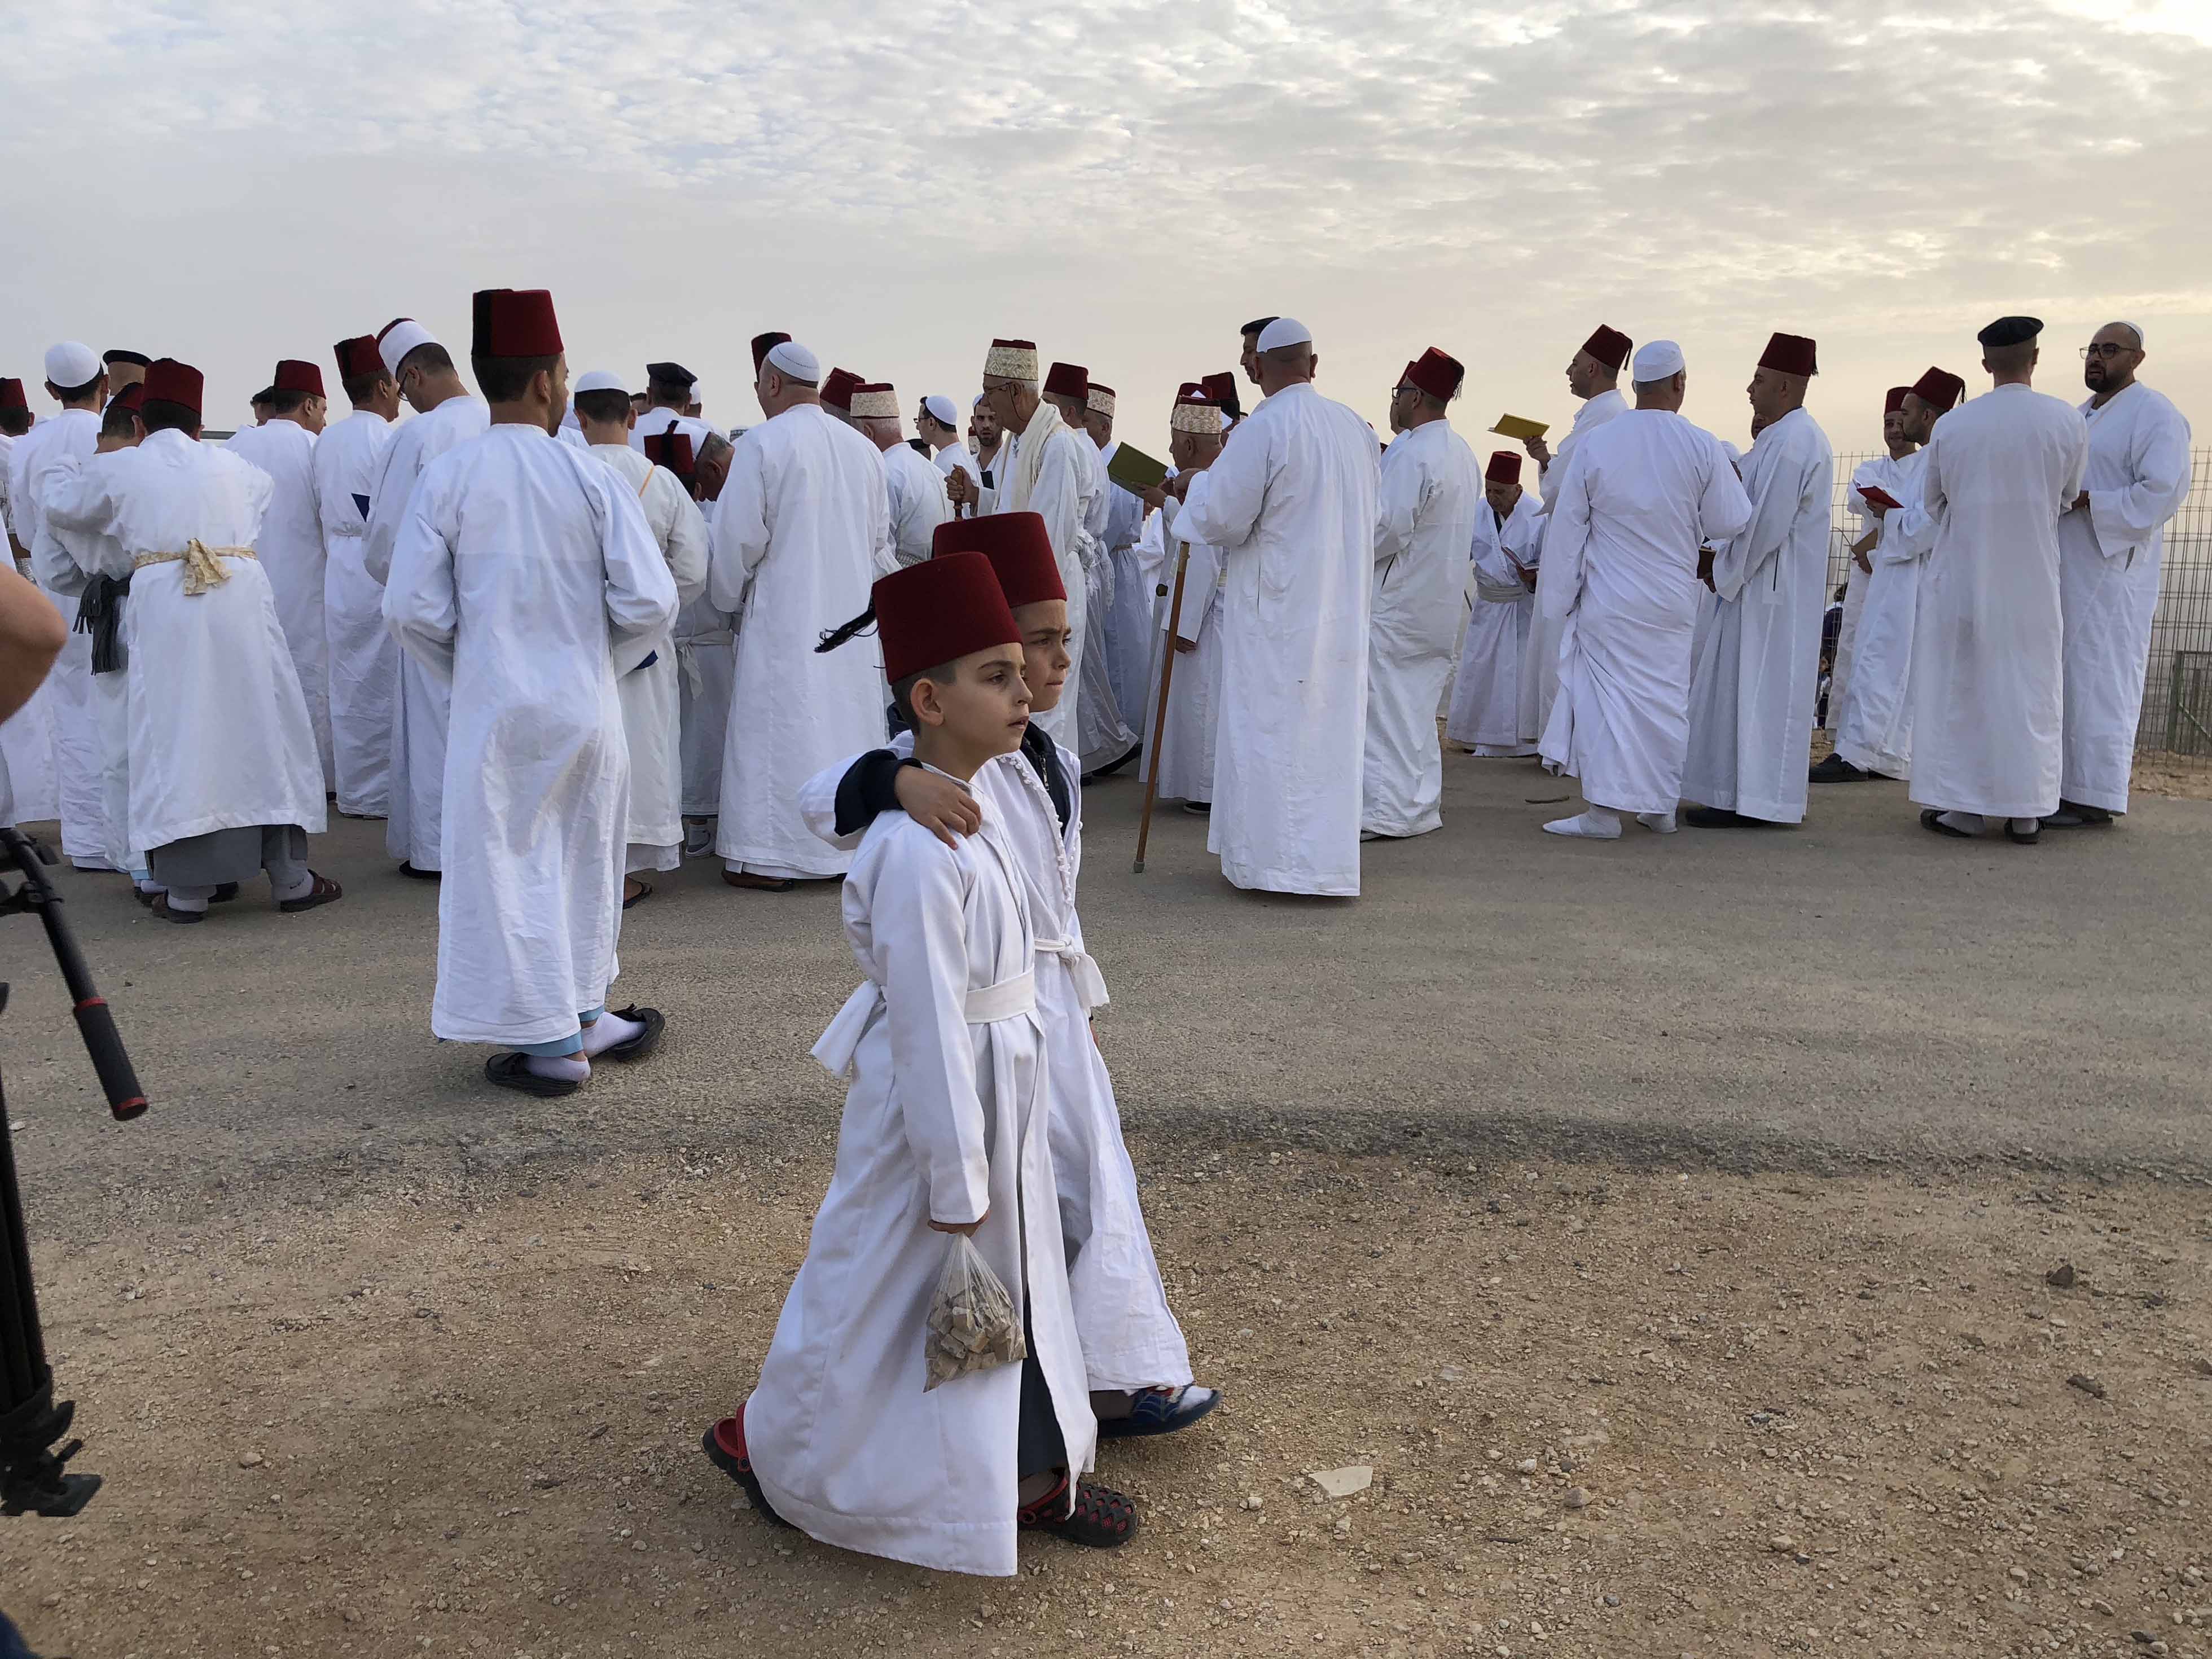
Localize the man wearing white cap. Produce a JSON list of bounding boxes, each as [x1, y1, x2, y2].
[[1168, 317, 1380, 894], [852, 381, 950, 569], [362, 317, 489, 877], [1537, 340, 1753, 840], [574, 370, 711, 901], [917, 394, 980, 495], [707, 338, 892, 889], [1137, 388, 1231, 808], [10, 343, 111, 867]]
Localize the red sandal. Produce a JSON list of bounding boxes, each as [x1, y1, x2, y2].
[[701, 1407, 792, 1529], [1017, 1472, 1140, 1548]]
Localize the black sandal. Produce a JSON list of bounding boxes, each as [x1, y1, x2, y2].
[[1017, 1472, 1140, 1548], [1919, 809, 1972, 839], [483, 1052, 581, 1098], [279, 872, 344, 912], [594, 1006, 664, 1063], [701, 1410, 792, 1529], [623, 879, 652, 910], [722, 871, 798, 893], [150, 893, 204, 924]]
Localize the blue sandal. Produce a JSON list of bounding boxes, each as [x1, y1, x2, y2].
[[1096, 1384, 1222, 1440]]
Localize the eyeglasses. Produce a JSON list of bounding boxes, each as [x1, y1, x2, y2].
[[2079, 343, 2134, 360]]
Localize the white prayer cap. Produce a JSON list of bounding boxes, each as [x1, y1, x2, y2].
[[972, 393, 986, 409], [44, 341, 100, 387], [1632, 339, 1686, 381], [573, 368, 628, 394], [1256, 317, 1312, 352], [377, 318, 440, 379], [922, 393, 959, 427], [764, 340, 819, 383], [2116, 321, 2147, 348]]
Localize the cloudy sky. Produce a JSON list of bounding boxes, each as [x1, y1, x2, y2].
[[5, 0, 2206, 455]]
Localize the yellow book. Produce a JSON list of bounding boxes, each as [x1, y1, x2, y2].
[[1491, 414, 1549, 441]]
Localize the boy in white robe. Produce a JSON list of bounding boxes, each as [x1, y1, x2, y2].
[[383, 290, 677, 1094], [675, 428, 738, 857], [804, 510, 1218, 1437], [316, 336, 401, 817], [1816, 387, 1918, 767], [706, 551, 1129, 1575], [1447, 451, 1545, 756]]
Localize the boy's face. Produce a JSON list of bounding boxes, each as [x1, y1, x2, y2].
[[918, 643, 1032, 760], [1011, 599, 1071, 715]]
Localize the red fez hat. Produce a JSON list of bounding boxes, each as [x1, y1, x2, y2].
[[0, 378, 25, 412], [875, 550, 1022, 685], [1485, 450, 1522, 485], [750, 331, 791, 372], [142, 358, 204, 416], [642, 430, 696, 479], [1758, 332, 1818, 378], [110, 383, 146, 415], [1908, 367, 1965, 411], [1043, 362, 1089, 400], [820, 368, 861, 411], [273, 359, 324, 398], [1402, 347, 1464, 402], [1581, 325, 1632, 373], [334, 335, 384, 382], [1199, 371, 1237, 404], [932, 511, 1065, 609], [471, 288, 564, 358], [1884, 386, 1911, 415], [1175, 380, 1206, 399]]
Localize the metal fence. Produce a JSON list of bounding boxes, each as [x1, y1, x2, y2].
[[1828, 446, 2212, 754]]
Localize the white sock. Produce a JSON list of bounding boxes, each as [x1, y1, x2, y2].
[[136, 878, 166, 895], [164, 893, 210, 913], [1938, 811, 1983, 835], [2011, 817, 2040, 836], [1543, 808, 1622, 840], [524, 1054, 590, 1083], [1637, 811, 1678, 835], [580, 1011, 643, 1057], [271, 868, 315, 902]]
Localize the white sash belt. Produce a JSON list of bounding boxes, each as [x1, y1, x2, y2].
[[673, 633, 736, 699], [1035, 938, 1108, 1011], [811, 970, 1038, 1080]]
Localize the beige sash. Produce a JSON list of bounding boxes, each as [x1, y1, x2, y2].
[[131, 541, 256, 595]]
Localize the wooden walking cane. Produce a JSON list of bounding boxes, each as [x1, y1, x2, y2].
[[1133, 539, 1193, 874]]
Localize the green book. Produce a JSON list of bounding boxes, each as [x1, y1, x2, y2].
[[1107, 444, 1169, 494]]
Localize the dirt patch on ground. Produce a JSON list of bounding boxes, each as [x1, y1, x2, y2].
[[2128, 751, 2212, 801], [3, 1150, 2208, 1659]]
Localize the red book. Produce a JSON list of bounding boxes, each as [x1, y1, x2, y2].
[[1858, 484, 1904, 511]]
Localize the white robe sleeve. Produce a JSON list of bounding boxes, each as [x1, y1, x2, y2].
[[1469, 503, 1521, 591], [1166, 537, 1222, 645], [33, 454, 107, 594], [1694, 444, 1755, 553], [2086, 403, 2191, 559], [383, 471, 460, 681], [706, 440, 770, 615], [1880, 475, 1938, 565], [1535, 448, 1596, 629], [1711, 432, 1814, 602], [1174, 424, 1271, 551], [872, 831, 994, 1227], [595, 466, 681, 677], [657, 477, 711, 608], [798, 730, 919, 849], [1028, 437, 1089, 573], [1373, 446, 1429, 568], [361, 440, 412, 587]]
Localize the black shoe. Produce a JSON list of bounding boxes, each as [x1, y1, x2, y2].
[[398, 861, 441, 881], [1683, 806, 1788, 829], [1920, 809, 1973, 839], [484, 1053, 581, 1097], [1808, 754, 1869, 783], [2006, 822, 2041, 845]]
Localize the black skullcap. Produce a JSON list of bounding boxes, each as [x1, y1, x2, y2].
[[1240, 317, 1279, 337], [103, 349, 152, 368], [644, 361, 697, 389], [1976, 315, 2042, 349]]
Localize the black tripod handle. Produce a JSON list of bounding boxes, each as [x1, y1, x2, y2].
[[71, 999, 145, 1122]]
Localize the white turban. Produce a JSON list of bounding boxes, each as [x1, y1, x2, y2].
[[378, 319, 440, 380], [765, 340, 819, 384], [1632, 340, 1686, 381], [573, 369, 627, 394], [43, 341, 99, 387], [1256, 317, 1312, 352]]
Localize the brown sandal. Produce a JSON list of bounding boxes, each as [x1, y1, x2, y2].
[[722, 870, 798, 893], [280, 872, 344, 912]]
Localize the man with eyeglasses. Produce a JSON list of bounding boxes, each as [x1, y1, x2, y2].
[[2046, 323, 2193, 829]]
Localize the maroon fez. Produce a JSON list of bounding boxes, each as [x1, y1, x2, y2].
[[1758, 332, 1818, 378], [1175, 380, 1206, 399], [334, 335, 384, 382], [1402, 347, 1464, 402], [142, 358, 204, 415], [1884, 386, 1911, 416], [273, 359, 324, 398], [109, 383, 146, 415], [1043, 361, 1089, 401], [875, 551, 1021, 685], [642, 430, 696, 479], [471, 289, 564, 358], [932, 511, 1065, 608], [1200, 371, 1237, 404], [1909, 367, 1966, 411], [0, 378, 25, 412], [750, 331, 792, 372], [820, 368, 861, 411], [1485, 450, 1522, 485], [1581, 325, 1632, 373]]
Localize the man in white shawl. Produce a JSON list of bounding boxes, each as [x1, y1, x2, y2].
[[1366, 348, 1482, 840], [363, 316, 489, 877], [384, 289, 676, 1094], [1911, 317, 2090, 845], [574, 371, 710, 901], [316, 336, 401, 816], [1682, 332, 1834, 829], [1447, 450, 1546, 756], [1172, 318, 1380, 895], [1537, 341, 1754, 839], [1521, 324, 1634, 748], [1136, 390, 1231, 809], [226, 358, 333, 790], [2047, 322, 2193, 828], [708, 338, 893, 889], [44, 359, 339, 921]]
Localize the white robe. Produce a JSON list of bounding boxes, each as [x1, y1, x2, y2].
[[1827, 450, 1913, 736], [747, 805, 1093, 1579], [1366, 418, 1482, 838], [1095, 441, 1155, 734], [364, 396, 489, 870], [1682, 406, 1835, 824], [674, 583, 735, 818], [589, 444, 711, 870], [1136, 500, 1225, 804], [1537, 410, 1754, 815], [11, 408, 106, 861], [384, 425, 677, 1046], [1525, 387, 1628, 745], [225, 420, 332, 789], [2057, 382, 2192, 812], [985, 407, 1098, 747], [1833, 449, 1933, 778], [1909, 384, 2090, 820], [881, 440, 951, 569], [41, 459, 142, 872], [1447, 489, 1545, 753], [43, 430, 326, 855], [1174, 382, 1380, 896], [709, 403, 892, 878], [313, 409, 397, 815]]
